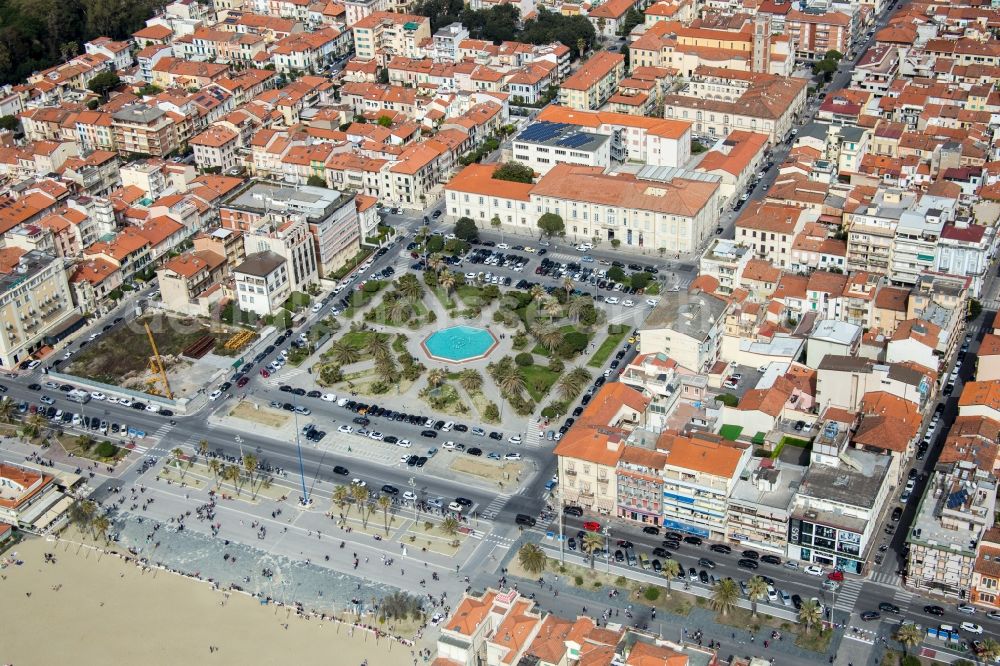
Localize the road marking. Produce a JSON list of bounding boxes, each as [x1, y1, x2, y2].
[[479, 495, 510, 520], [834, 578, 865, 612]]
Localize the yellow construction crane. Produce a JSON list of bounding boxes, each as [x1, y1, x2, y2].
[[144, 322, 174, 400]]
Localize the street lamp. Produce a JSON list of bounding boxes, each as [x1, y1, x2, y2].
[[558, 481, 565, 564], [605, 527, 612, 574]]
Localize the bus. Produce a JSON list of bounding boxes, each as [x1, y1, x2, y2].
[[66, 389, 91, 404]]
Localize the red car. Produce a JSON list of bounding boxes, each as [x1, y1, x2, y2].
[[827, 570, 844, 581], [259, 368, 270, 378], [583, 521, 601, 532], [237, 376, 249, 388]]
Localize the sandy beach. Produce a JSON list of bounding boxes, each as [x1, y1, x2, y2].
[[0, 535, 421, 666]]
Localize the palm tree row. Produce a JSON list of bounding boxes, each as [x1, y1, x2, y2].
[[68, 499, 111, 543], [556, 367, 591, 402]]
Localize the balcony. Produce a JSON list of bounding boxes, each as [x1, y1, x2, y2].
[[564, 469, 577, 476]]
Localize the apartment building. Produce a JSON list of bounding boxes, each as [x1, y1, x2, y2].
[[907, 461, 997, 599], [555, 383, 650, 515], [700, 238, 751, 296], [190, 125, 241, 172], [232, 250, 291, 316], [846, 189, 917, 275], [111, 105, 180, 158], [157, 250, 228, 316], [970, 527, 1000, 611], [736, 202, 812, 269], [616, 447, 668, 527], [891, 195, 954, 286], [936, 220, 993, 298], [726, 458, 806, 555], [785, 9, 853, 61], [557, 51, 626, 111], [788, 448, 891, 574], [638, 290, 730, 373], [352, 12, 430, 67], [219, 181, 356, 279], [662, 69, 807, 143], [656, 432, 751, 541], [0, 249, 77, 369], [815, 355, 930, 412]]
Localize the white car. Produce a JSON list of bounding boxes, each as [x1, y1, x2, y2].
[[119, 398, 133, 408], [311, 303, 322, 313], [430, 612, 444, 627], [497, 243, 510, 249], [804, 565, 824, 576], [960, 622, 983, 634], [337, 398, 350, 407], [646, 298, 659, 306], [605, 296, 620, 305], [448, 501, 464, 512], [623, 299, 635, 307], [368, 431, 384, 440], [504, 452, 522, 461], [62, 351, 73, 359], [145, 403, 160, 413], [397, 439, 412, 448], [465, 272, 476, 280], [508, 434, 522, 444], [90, 392, 106, 401], [337, 425, 353, 434], [321, 393, 337, 402], [26, 360, 41, 369], [106, 396, 119, 404], [442, 441, 456, 450], [402, 491, 417, 502], [351, 478, 366, 487], [442, 421, 454, 432]]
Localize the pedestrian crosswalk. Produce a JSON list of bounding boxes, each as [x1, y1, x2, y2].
[[892, 587, 914, 606], [524, 427, 544, 448], [870, 570, 902, 586], [479, 494, 510, 520], [835, 578, 865, 612], [151, 422, 174, 440]]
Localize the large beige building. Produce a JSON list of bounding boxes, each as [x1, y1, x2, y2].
[[352, 12, 431, 67], [0, 249, 78, 369], [638, 290, 730, 373], [557, 51, 626, 111]]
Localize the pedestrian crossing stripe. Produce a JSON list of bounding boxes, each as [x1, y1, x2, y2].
[[834, 579, 864, 611]]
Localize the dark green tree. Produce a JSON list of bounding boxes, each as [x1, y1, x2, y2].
[[307, 175, 327, 187], [492, 162, 534, 183], [87, 71, 121, 99], [0, 115, 18, 131], [537, 212, 565, 237], [377, 115, 392, 127], [619, 8, 643, 37], [454, 217, 480, 242]]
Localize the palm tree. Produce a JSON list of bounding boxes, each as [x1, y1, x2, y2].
[[529, 284, 547, 302], [567, 295, 590, 322], [427, 253, 445, 274], [438, 270, 456, 297], [427, 368, 447, 388], [365, 334, 390, 360], [377, 494, 392, 536], [0, 398, 13, 423], [396, 274, 424, 302], [661, 559, 681, 594], [459, 369, 483, 393], [746, 575, 768, 617], [536, 325, 564, 355], [171, 447, 187, 479], [543, 298, 563, 321], [332, 484, 350, 522], [20, 413, 45, 439], [329, 340, 361, 366], [978, 638, 1000, 663], [562, 276, 574, 300], [798, 599, 823, 634], [243, 453, 259, 499], [441, 516, 460, 536], [385, 297, 412, 325], [68, 499, 96, 534], [208, 458, 222, 487], [518, 543, 546, 574], [351, 484, 369, 524], [556, 367, 590, 401], [223, 464, 241, 496], [894, 621, 923, 655], [198, 439, 209, 460], [91, 514, 111, 543], [494, 362, 526, 399], [711, 577, 739, 617], [582, 531, 603, 569]]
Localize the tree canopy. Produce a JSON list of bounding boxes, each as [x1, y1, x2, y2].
[[537, 212, 565, 237], [454, 217, 480, 242], [0, 0, 167, 86], [306, 175, 326, 188], [87, 71, 121, 98], [492, 162, 534, 184]]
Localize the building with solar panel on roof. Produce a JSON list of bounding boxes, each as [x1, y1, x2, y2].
[[509, 121, 611, 176], [907, 460, 996, 600]]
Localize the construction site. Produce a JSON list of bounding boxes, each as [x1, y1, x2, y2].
[[63, 315, 257, 400]]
